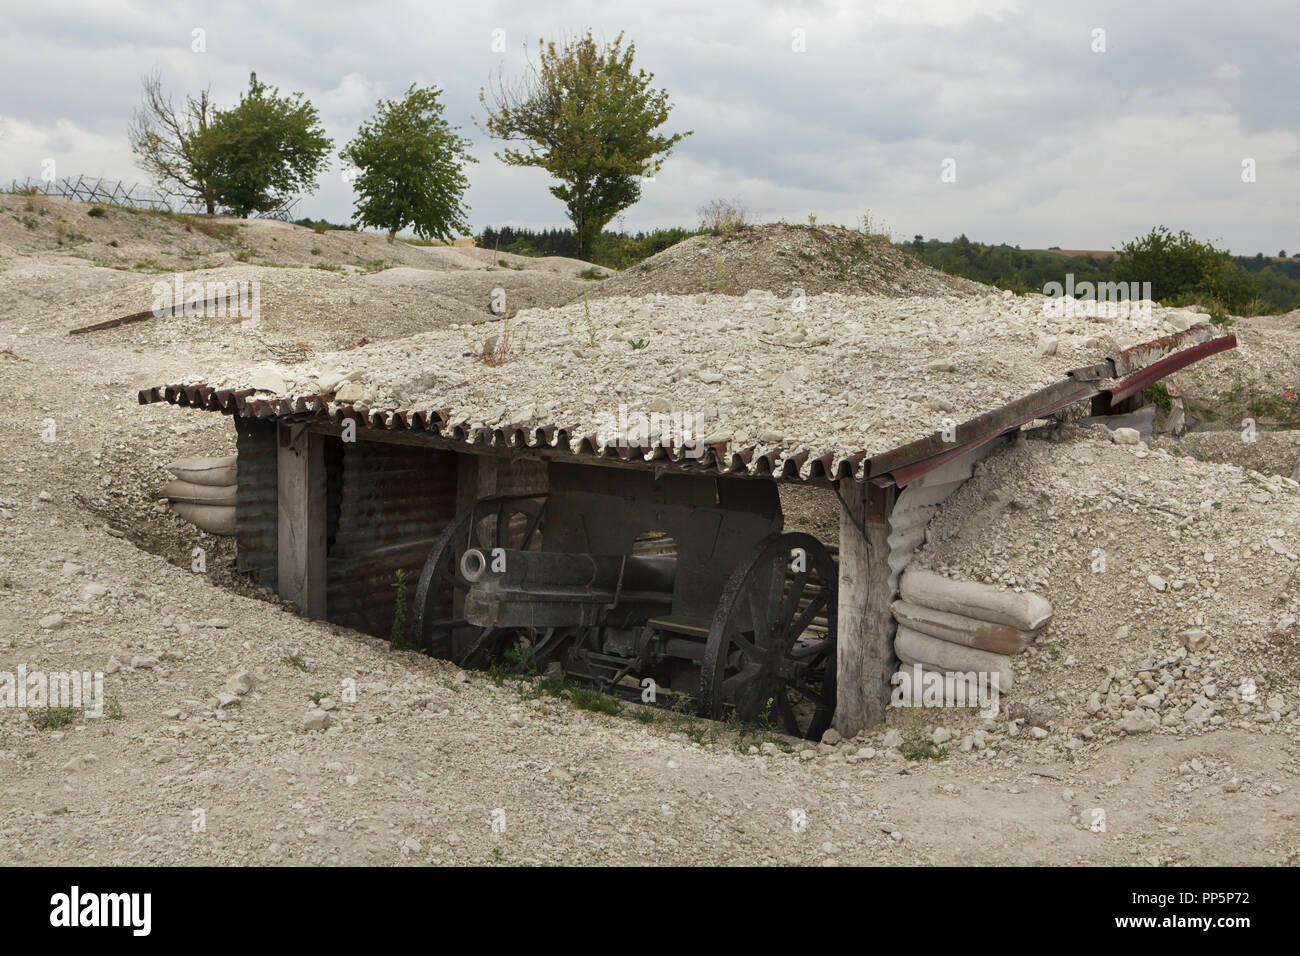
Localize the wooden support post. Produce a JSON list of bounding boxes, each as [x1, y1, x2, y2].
[[277, 423, 326, 619], [833, 478, 897, 738]]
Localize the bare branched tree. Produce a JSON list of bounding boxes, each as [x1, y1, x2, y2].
[[127, 69, 219, 214]]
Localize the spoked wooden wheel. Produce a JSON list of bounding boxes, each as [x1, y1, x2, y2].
[[700, 532, 837, 740], [409, 494, 547, 658]]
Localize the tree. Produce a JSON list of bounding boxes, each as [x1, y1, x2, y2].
[[480, 30, 691, 259], [198, 73, 332, 218], [1115, 226, 1256, 310], [127, 70, 221, 214], [341, 85, 476, 243]]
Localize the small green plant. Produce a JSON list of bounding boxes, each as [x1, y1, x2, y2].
[[582, 294, 598, 348], [569, 687, 622, 716], [20, 215, 36, 230], [389, 568, 409, 649], [283, 654, 308, 671], [900, 730, 947, 761], [1207, 307, 1235, 326], [107, 239, 118, 247], [314, 262, 343, 272], [29, 707, 80, 730], [1143, 380, 1173, 414], [310, 246, 322, 255], [307, 690, 326, 705], [87, 206, 107, 218], [105, 697, 125, 720], [627, 338, 648, 350], [577, 266, 607, 281], [312, 221, 329, 234]]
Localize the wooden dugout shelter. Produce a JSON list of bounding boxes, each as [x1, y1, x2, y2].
[[140, 323, 1235, 738]]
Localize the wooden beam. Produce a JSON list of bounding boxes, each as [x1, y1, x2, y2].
[[277, 423, 326, 618], [833, 478, 897, 737]]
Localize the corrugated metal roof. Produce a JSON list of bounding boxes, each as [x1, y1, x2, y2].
[[139, 326, 1236, 485]]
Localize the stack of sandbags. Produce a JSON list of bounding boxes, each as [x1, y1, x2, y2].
[[892, 568, 1053, 693], [163, 455, 237, 535]]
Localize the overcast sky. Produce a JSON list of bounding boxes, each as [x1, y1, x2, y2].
[[2, 0, 1296, 253]]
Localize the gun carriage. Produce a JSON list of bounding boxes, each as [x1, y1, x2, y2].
[[410, 462, 837, 739]]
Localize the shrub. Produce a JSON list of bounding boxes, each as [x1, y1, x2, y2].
[[87, 206, 107, 218], [698, 197, 748, 234]]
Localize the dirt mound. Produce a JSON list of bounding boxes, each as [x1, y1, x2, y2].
[[588, 223, 986, 300], [0, 192, 606, 279], [913, 425, 1300, 746], [1164, 313, 1300, 430], [1155, 429, 1300, 479]]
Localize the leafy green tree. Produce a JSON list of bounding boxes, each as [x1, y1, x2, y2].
[[341, 85, 476, 243], [480, 30, 691, 259], [198, 73, 332, 218], [1115, 226, 1256, 310]]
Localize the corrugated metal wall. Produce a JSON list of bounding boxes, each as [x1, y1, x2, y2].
[[326, 440, 461, 638], [234, 418, 278, 589]]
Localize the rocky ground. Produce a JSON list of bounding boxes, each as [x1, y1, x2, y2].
[[0, 199, 1297, 866]]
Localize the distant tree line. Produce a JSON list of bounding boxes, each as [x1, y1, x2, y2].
[[902, 228, 1300, 315], [479, 224, 701, 269]]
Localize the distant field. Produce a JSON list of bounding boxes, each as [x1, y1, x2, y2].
[[1039, 248, 1119, 259]]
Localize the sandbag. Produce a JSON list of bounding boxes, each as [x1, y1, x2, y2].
[[899, 567, 1052, 630], [894, 626, 1014, 691], [169, 502, 235, 536], [167, 454, 237, 487], [892, 599, 1038, 655], [162, 478, 238, 507]]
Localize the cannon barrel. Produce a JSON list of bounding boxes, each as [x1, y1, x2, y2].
[[462, 548, 676, 629], [461, 548, 676, 592]]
